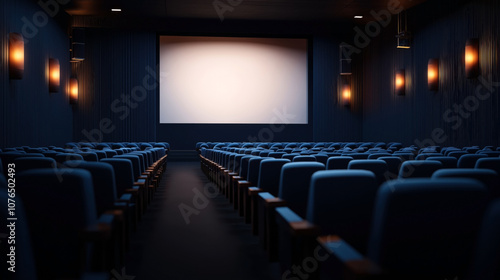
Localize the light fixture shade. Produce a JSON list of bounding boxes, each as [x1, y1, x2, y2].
[[49, 58, 60, 92], [69, 78, 78, 104], [340, 44, 352, 75], [9, 33, 24, 79], [395, 69, 405, 96], [465, 38, 479, 78], [428, 58, 439, 91], [338, 75, 351, 107]]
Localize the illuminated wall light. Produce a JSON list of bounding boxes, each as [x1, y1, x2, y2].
[[342, 83, 351, 107], [49, 58, 60, 92], [465, 38, 479, 78], [69, 78, 78, 104], [395, 69, 405, 96], [427, 58, 439, 91], [9, 33, 24, 79]]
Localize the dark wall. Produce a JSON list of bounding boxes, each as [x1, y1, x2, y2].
[[71, 29, 157, 143], [73, 18, 361, 149], [361, 0, 500, 147], [1, 0, 73, 148]]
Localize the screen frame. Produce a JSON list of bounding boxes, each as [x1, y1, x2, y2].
[[156, 32, 313, 126]]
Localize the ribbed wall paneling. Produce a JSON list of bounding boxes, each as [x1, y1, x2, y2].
[[1, 0, 72, 148], [362, 0, 500, 147]]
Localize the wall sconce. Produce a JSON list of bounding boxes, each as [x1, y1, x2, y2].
[[465, 38, 479, 78], [9, 33, 24, 79], [49, 58, 60, 92], [69, 78, 78, 104], [396, 11, 411, 49], [428, 58, 439, 91], [338, 75, 351, 107], [395, 69, 405, 96], [340, 44, 352, 75]]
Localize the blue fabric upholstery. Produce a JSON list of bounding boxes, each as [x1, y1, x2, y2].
[[475, 158, 500, 174], [54, 153, 84, 164], [14, 157, 57, 173], [17, 169, 98, 279], [426, 156, 458, 168], [348, 159, 388, 185], [378, 156, 402, 179], [292, 155, 316, 162], [458, 154, 488, 168], [432, 168, 500, 198], [467, 199, 500, 280], [114, 155, 142, 181], [398, 160, 443, 178], [101, 158, 135, 196], [278, 162, 325, 218], [307, 170, 378, 253], [326, 156, 353, 170], [257, 159, 291, 196], [368, 178, 489, 277]]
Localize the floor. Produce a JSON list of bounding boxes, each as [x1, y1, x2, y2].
[[125, 161, 280, 280]]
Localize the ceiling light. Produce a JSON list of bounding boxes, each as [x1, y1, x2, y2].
[[111, 8, 122, 12], [354, 16, 363, 19]]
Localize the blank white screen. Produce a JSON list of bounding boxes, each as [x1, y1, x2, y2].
[[159, 36, 308, 124]]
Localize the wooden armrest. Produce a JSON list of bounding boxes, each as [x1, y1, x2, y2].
[[83, 214, 114, 241], [317, 235, 382, 278], [248, 187, 263, 195], [258, 192, 286, 207], [118, 193, 132, 202], [275, 206, 320, 236]]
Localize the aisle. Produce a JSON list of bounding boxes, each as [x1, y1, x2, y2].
[[125, 161, 280, 280]]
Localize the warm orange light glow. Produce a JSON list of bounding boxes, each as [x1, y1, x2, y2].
[[9, 33, 24, 79], [465, 38, 479, 78], [69, 78, 78, 104], [343, 87, 351, 100], [395, 69, 405, 95], [49, 58, 60, 92], [428, 59, 439, 91]]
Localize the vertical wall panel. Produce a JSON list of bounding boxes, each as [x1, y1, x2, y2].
[[1, 0, 72, 148], [362, 0, 500, 147]]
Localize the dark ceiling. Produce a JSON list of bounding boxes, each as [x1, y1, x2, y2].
[[64, 0, 429, 22]]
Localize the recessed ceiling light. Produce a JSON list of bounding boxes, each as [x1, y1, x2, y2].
[[111, 8, 122, 12], [354, 15, 363, 19]]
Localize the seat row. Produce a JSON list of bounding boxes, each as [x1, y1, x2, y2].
[[0, 143, 168, 280], [199, 144, 500, 280]]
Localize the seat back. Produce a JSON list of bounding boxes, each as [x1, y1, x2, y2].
[[433, 168, 500, 198], [292, 155, 316, 162], [378, 156, 402, 179], [239, 156, 254, 179], [467, 199, 500, 280], [348, 160, 388, 185], [246, 157, 264, 185], [54, 153, 84, 164], [307, 170, 378, 253], [368, 178, 488, 277], [475, 158, 500, 174], [278, 162, 325, 218], [66, 160, 118, 215], [114, 155, 141, 181], [14, 157, 57, 173], [257, 159, 291, 196], [398, 160, 442, 178], [101, 158, 135, 195], [458, 154, 488, 168], [17, 169, 97, 279], [313, 154, 328, 165], [326, 156, 353, 170], [426, 156, 457, 168], [77, 152, 99, 162]]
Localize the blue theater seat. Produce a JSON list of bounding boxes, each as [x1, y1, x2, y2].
[[398, 160, 442, 178], [77, 152, 99, 161], [257, 162, 324, 260], [292, 155, 316, 162], [14, 157, 57, 173], [475, 158, 500, 174], [318, 178, 489, 279], [348, 159, 388, 185], [326, 156, 353, 170], [238, 157, 265, 220], [432, 168, 500, 198], [378, 156, 402, 179], [426, 156, 458, 168], [276, 170, 378, 273], [466, 199, 500, 280], [53, 153, 84, 164], [458, 154, 488, 168], [17, 169, 119, 278]]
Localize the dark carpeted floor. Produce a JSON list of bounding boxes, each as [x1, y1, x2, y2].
[[125, 161, 280, 280]]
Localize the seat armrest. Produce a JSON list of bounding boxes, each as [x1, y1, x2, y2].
[[258, 192, 286, 207], [118, 193, 132, 202], [83, 214, 114, 241], [275, 207, 320, 236], [317, 235, 382, 278], [248, 187, 263, 195]]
